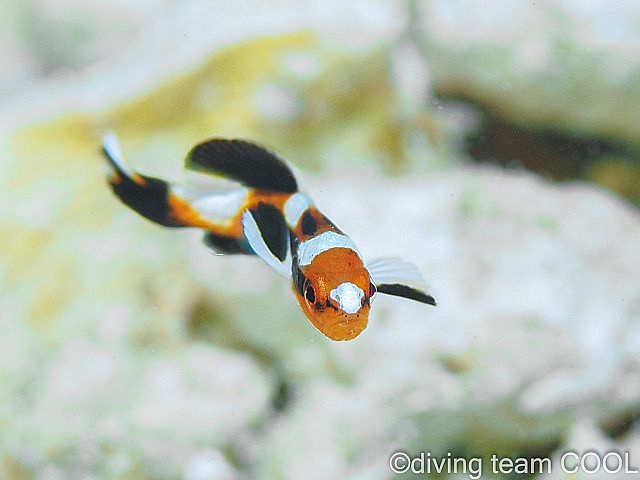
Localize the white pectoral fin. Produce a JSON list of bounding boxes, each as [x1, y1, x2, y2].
[[367, 256, 436, 306], [367, 256, 427, 285], [242, 210, 292, 277]]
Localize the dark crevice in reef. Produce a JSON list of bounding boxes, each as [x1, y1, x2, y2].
[[464, 109, 629, 181], [409, 402, 570, 479], [598, 405, 640, 440], [271, 378, 292, 412], [508, 438, 563, 480], [186, 293, 294, 414], [440, 97, 640, 206]]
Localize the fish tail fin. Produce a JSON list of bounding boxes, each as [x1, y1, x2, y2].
[[102, 132, 182, 227], [102, 131, 140, 185], [102, 133, 254, 256]]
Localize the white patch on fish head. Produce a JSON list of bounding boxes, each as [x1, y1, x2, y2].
[[330, 282, 365, 314]]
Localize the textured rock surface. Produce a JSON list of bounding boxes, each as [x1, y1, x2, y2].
[[415, 0, 640, 143], [3, 120, 640, 477]]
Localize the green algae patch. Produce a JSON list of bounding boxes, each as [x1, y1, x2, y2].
[[587, 156, 640, 205]]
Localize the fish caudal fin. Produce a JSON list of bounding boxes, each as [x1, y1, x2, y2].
[[102, 133, 248, 250], [367, 256, 436, 306], [102, 132, 181, 228], [186, 139, 298, 193], [103, 131, 136, 181]]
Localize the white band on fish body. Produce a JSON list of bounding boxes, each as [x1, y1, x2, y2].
[[297, 231, 361, 267], [172, 186, 249, 222], [283, 192, 313, 229]]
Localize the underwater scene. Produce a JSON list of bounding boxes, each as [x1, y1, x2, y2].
[[1, 0, 639, 479]]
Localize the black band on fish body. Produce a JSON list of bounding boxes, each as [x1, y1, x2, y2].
[[289, 230, 299, 258], [300, 210, 318, 236], [249, 202, 290, 262], [291, 262, 307, 298]]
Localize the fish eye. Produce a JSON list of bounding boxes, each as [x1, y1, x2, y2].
[[305, 283, 316, 304]]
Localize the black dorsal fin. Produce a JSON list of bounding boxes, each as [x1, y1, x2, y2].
[[186, 139, 298, 193]]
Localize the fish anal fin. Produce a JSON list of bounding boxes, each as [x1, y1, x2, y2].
[[202, 232, 253, 255]]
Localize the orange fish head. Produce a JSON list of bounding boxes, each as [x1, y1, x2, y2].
[[294, 248, 376, 341]]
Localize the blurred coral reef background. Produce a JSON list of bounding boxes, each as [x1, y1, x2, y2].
[[1, 0, 640, 479]]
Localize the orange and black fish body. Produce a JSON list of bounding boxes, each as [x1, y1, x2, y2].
[[102, 133, 435, 341]]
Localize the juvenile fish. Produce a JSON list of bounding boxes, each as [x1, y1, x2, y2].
[[102, 133, 435, 341]]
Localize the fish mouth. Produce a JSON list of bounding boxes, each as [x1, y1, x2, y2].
[[324, 316, 368, 341]]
